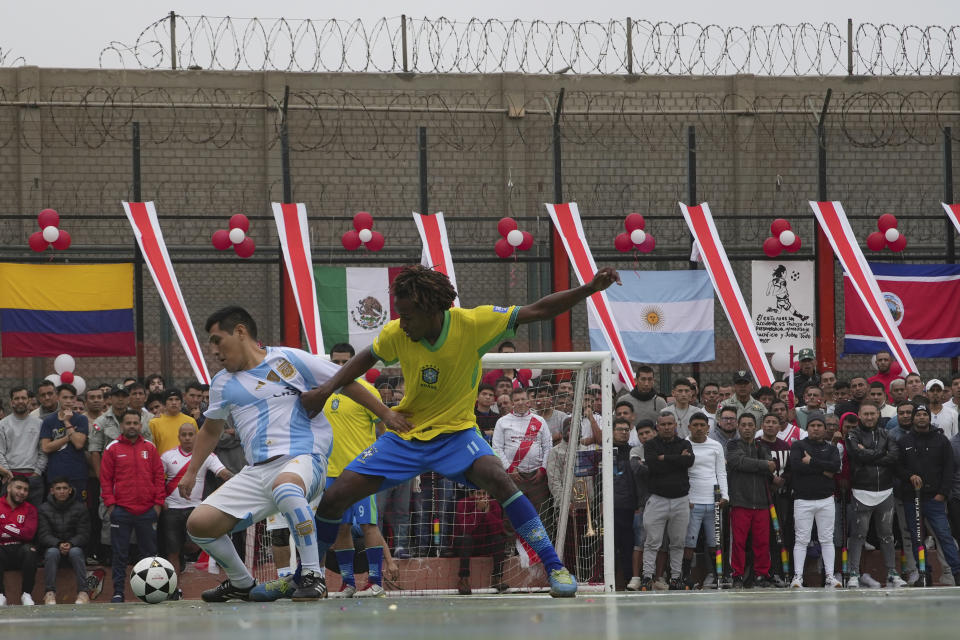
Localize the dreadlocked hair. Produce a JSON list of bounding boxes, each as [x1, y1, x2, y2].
[[391, 265, 458, 313]]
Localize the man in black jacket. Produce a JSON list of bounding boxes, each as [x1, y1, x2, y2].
[[38, 478, 90, 604], [612, 418, 637, 589], [899, 403, 960, 585], [640, 412, 694, 590], [845, 403, 906, 588], [726, 414, 776, 588], [788, 412, 842, 588]]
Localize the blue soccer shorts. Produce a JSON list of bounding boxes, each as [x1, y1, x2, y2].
[[325, 475, 378, 525]]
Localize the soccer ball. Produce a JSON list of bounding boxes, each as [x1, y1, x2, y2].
[[130, 556, 178, 604]]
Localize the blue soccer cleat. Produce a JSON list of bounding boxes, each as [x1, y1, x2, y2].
[[250, 574, 297, 602], [549, 568, 577, 598]]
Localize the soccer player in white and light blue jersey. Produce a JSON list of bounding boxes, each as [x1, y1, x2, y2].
[[178, 306, 408, 602]]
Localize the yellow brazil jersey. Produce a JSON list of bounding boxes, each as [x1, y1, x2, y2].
[[324, 378, 381, 478], [371, 305, 519, 441]]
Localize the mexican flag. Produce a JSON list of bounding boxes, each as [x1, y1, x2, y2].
[[314, 266, 401, 353]]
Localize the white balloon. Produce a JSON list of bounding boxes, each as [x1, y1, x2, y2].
[[358, 228, 373, 243], [884, 228, 899, 243], [44, 373, 61, 386], [630, 229, 646, 245], [779, 230, 796, 247], [507, 229, 524, 247], [770, 352, 791, 373], [42, 226, 59, 243], [72, 375, 86, 396], [228, 228, 246, 245], [54, 353, 75, 374]]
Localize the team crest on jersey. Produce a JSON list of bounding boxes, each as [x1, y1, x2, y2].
[[420, 365, 439, 388], [275, 359, 296, 380], [357, 444, 377, 463], [141, 451, 148, 459], [350, 296, 388, 330], [331, 398, 340, 411], [17, 514, 25, 524], [266, 371, 281, 383]]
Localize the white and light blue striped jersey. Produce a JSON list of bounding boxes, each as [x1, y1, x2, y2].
[[204, 346, 338, 464]]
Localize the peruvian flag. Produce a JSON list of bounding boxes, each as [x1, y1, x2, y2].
[[272, 202, 324, 355], [944, 203, 960, 235], [413, 212, 459, 307]]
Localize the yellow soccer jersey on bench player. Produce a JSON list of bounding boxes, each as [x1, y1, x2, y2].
[[324, 377, 381, 478], [371, 305, 519, 441]]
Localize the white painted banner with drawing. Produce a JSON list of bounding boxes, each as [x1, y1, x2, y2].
[[751, 260, 815, 356]]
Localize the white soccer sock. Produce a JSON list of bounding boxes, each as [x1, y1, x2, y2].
[[273, 483, 321, 573], [190, 534, 254, 587]]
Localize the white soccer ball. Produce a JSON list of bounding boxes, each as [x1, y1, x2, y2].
[[130, 556, 178, 604]]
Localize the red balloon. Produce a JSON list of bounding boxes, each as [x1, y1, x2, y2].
[[495, 238, 514, 258], [353, 211, 374, 231], [624, 213, 645, 232], [234, 237, 256, 258], [365, 231, 385, 252], [614, 232, 633, 252], [341, 230, 362, 251], [52, 230, 71, 250], [770, 218, 791, 236], [497, 217, 518, 238], [518, 231, 535, 251], [212, 229, 231, 250], [636, 234, 656, 253], [784, 236, 802, 253], [763, 236, 783, 257], [228, 214, 249, 232], [364, 369, 380, 384], [877, 213, 898, 232], [60, 371, 75, 384], [866, 231, 886, 251], [28, 231, 48, 252], [888, 234, 908, 252], [37, 208, 60, 229]]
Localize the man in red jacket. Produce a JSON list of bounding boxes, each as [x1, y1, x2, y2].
[[0, 476, 39, 605], [454, 490, 507, 595], [100, 409, 165, 603]]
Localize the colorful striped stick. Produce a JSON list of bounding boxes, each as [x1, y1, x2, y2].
[[768, 500, 790, 577], [915, 489, 926, 586], [840, 492, 848, 587], [714, 484, 724, 587]]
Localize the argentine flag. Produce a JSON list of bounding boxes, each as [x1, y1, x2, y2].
[[589, 270, 715, 364]]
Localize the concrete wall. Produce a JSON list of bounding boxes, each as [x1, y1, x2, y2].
[[0, 67, 958, 389]]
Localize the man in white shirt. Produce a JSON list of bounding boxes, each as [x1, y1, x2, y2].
[[944, 374, 960, 412], [926, 379, 959, 439], [664, 378, 701, 440], [160, 423, 232, 574], [683, 412, 728, 588], [492, 388, 553, 520]]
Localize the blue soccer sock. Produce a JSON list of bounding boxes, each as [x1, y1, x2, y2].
[[366, 546, 384, 586], [189, 534, 254, 587], [502, 491, 563, 573], [335, 549, 356, 586], [273, 483, 321, 573]]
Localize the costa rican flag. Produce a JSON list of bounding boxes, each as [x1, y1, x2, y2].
[[809, 201, 917, 374], [844, 263, 960, 358]]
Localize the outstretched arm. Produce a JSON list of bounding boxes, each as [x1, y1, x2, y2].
[[516, 267, 621, 325], [301, 348, 378, 413]]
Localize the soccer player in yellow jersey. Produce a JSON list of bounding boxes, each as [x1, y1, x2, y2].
[[302, 264, 622, 597]]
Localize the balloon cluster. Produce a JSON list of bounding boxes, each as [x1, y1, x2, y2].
[[614, 213, 655, 253], [212, 214, 256, 258], [342, 212, 385, 251], [866, 214, 907, 252], [495, 217, 534, 258], [29, 209, 71, 252], [47, 354, 86, 395], [762, 219, 801, 257]]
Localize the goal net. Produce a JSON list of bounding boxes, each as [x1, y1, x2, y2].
[[242, 351, 615, 595]]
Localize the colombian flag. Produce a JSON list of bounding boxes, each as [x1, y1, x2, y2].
[[0, 263, 135, 357]]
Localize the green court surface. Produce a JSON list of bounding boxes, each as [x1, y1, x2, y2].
[[2, 588, 959, 640]]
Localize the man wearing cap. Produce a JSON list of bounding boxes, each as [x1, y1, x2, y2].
[[925, 379, 958, 439], [718, 371, 766, 426], [146, 389, 198, 455], [793, 348, 820, 398], [844, 403, 906, 588], [898, 402, 960, 586]]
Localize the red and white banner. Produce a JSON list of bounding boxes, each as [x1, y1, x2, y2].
[[809, 201, 917, 373], [943, 202, 960, 235], [544, 202, 636, 389], [679, 202, 773, 387], [122, 201, 211, 383], [412, 212, 459, 307], [272, 203, 323, 354]]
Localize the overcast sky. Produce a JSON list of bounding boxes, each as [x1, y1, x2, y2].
[[1, 0, 954, 69]]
